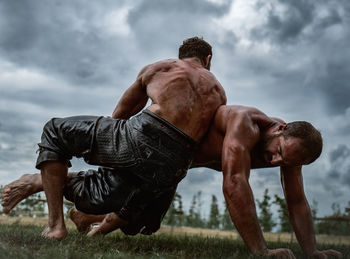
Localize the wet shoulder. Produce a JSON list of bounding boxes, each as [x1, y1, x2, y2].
[[215, 105, 264, 133], [141, 59, 180, 81]]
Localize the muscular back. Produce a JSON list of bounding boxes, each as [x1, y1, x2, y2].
[[142, 59, 226, 142], [192, 105, 279, 170]]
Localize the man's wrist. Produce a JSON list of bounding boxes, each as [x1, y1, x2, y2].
[[252, 247, 269, 256]]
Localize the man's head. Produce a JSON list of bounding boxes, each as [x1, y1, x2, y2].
[[262, 121, 322, 166], [178, 37, 212, 70]]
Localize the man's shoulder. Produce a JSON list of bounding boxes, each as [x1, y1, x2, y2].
[[216, 105, 277, 135], [214, 105, 258, 131], [219, 105, 263, 119], [139, 59, 179, 78], [148, 58, 179, 67]]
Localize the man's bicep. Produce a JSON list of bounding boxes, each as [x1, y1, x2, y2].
[[222, 138, 252, 188], [111, 79, 148, 119]]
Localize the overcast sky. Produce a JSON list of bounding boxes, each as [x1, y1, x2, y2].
[[0, 0, 349, 220]]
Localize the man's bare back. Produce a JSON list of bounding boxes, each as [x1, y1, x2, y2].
[[113, 58, 226, 142], [1, 37, 227, 242], [192, 105, 279, 169]]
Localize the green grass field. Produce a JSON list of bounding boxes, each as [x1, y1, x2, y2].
[[0, 223, 349, 259]]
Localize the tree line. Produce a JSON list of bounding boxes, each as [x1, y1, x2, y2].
[[254, 189, 350, 236], [1, 186, 349, 235], [163, 191, 235, 230], [163, 189, 350, 235]]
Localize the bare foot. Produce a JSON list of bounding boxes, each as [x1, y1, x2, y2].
[[68, 208, 104, 233], [86, 225, 101, 237], [41, 225, 67, 241], [1, 174, 42, 213]]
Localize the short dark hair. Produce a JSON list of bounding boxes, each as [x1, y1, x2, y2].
[[178, 37, 212, 62], [282, 121, 323, 164]]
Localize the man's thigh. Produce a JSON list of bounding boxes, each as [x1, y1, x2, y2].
[[63, 167, 136, 215]]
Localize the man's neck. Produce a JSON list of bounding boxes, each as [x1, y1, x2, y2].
[[182, 57, 205, 68]]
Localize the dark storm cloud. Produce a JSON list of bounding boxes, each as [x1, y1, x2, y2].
[[185, 168, 217, 185], [128, 0, 229, 20], [313, 8, 342, 31], [247, 0, 350, 115], [127, 0, 231, 56], [253, 0, 343, 44], [0, 0, 134, 87], [1, 89, 61, 108], [338, 121, 350, 136], [315, 60, 350, 115], [0, 111, 39, 167], [325, 145, 350, 190], [251, 168, 280, 187], [329, 144, 350, 162], [328, 169, 341, 179], [254, 0, 315, 43], [0, 111, 36, 135]]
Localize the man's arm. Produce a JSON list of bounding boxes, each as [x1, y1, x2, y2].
[[222, 113, 294, 257], [222, 143, 268, 255], [112, 67, 149, 119], [281, 166, 342, 258]]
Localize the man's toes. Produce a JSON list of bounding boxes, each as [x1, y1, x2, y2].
[[2, 197, 8, 204]]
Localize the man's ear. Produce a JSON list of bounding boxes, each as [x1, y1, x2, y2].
[[204, 55, 212, 70], [277, 123, 287, 133]]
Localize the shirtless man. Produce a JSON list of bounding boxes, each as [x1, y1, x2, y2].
[[2, 105, 342, 258], [70, 105, 342, 258], [1, 37, 226, 241]]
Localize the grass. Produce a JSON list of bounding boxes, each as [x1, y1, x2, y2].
[[1, 223, 350, 258]]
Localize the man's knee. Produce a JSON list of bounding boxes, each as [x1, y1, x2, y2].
[[105, 213, 118, 223], [65, 172, 78, 182]]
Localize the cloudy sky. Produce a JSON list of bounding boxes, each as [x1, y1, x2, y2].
[[0, 0, 349, 221]]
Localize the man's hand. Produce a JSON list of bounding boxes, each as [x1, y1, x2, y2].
[[311, 249, 343, 258], [266, 248, 296, 259]]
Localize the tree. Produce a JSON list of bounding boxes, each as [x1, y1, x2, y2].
[[310, 199, 318, 232], [185, 191, 205, 228], [273, 194, 292, 232], [176, 193, 184, 226], [256, 189, 276, 232], [207, 195, 220, 229], [164, 192, 185, 227], [316, 202, 350, 236], [8, 193, 45, 217], [0, 185, 3, 213], [221, 200, 235, 230]]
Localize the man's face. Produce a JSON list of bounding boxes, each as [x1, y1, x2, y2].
[[262, 134, 305, 166]]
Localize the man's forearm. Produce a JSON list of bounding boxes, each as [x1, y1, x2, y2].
[[288, 201, 317, 255], [223, 180, 268, 255]]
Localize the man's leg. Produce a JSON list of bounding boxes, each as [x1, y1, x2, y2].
[[1, 174, 42, 213], [40, 161, 68, 240], [68, 208, 107, 232], [1, 171, 116, 235], [86, 212, 128, 237]]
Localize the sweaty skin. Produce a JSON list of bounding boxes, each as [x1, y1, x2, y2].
[[71, 105, 341, 258], [112, 57, 226, 142], [191, 105, 341, 258], [1, 54, 226, 241], [1, 105, 342, 258]]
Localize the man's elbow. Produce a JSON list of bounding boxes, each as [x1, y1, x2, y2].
[[222, 182, 233, 197], [222, 176, 243, 198]]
